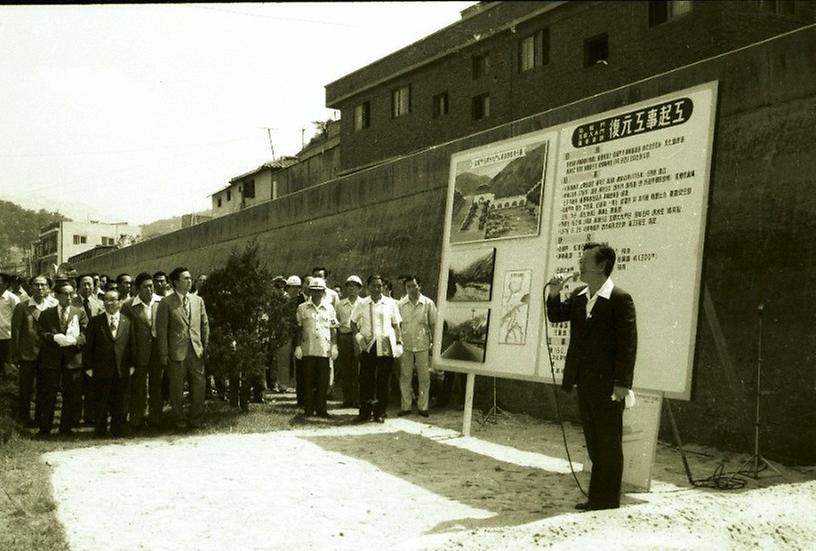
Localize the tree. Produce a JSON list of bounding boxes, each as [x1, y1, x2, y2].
[[203, 242, 293, 402]]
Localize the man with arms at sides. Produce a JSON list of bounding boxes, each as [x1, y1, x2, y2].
[[121, 272, 162, 431], [546, 242, 637, 511], [36, 282, 89, 436], [75, 273, 105, 426], [83, 290, 135, 438], [0, 273, 22, 379], [293, 277, 338, 418], [335, 275, 363, 408], [351, 274, 403, 423], [11, 275, 57, 425], [397, 276, 437, 418], [156, 267, 209, 430]]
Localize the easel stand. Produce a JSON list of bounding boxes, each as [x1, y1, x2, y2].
[[735, 304, 787, 481], [479, 377, 510, 425]]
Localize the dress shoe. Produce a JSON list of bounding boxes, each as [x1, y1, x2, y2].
[[374, 416, 385, 423], [574, 501, 592, 511], [418, 410, 429, 418], [397, 410, 411, 417], [353, 415, 370, 424]]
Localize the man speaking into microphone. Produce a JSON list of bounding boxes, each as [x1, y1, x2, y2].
[[546, 242, 637, 511]]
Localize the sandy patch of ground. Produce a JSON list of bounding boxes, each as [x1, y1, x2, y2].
[[41, 400, 816, 551]]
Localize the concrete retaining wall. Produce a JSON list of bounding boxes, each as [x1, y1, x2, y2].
[[76, 27, 816, 463]]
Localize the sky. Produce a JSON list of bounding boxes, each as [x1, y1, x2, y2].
[[0, 2, 474, 225]]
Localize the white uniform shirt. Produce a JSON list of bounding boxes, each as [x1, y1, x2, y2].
[[0, 289, 21, 339], [351, 295, 401, 356], [398, 294, 437, 352]]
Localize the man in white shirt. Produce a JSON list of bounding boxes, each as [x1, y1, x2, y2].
[[351, 274, 403, 423], [294, 277, 338, 418], [336, 275, 363, 407], [397, 276, 437, 418], [121, 272, 163, 430], [0, 273, 22, 379]]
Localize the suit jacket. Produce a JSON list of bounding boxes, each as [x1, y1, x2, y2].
[[156, 292, 209, 362], [121, 298, 159, 367], [37, 305, 89, 370], [74, 294, 104, 319], [83, 313, 134, 378], [11, 297, 55, 362], [546, 284, 637, 394]]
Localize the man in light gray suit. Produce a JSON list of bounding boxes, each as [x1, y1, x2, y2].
[[156, 266, 209, 430]]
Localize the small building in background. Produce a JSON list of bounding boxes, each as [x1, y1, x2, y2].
[[32, 220, 141, 276], [210, 157, 298, 217]]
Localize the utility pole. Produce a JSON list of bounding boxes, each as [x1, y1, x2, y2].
[[262, 127, 276, 161]]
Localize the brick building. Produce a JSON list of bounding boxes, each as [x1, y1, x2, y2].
[[326, 0, 814, 172]]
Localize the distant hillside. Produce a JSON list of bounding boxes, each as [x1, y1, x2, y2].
[[490, 143, 548, 198], [140, 210, 213, 240], [0, 200, 66, 270], [455, 251, 494, 284], [455, 172, 492, 195]]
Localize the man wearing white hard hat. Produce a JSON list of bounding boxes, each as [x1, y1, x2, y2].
[[293, 277, 338, 418]]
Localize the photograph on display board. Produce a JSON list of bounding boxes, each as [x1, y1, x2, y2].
[[498, 269, 532, 345], [440, 307, 490, 363], [446, 248, 496, 302], [449, 138, 549, 244]]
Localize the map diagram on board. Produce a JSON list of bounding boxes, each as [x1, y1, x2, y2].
[[449, 139, 549, 244]]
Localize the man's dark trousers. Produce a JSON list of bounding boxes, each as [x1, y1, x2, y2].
[[301, 356, 329, 416], [17, 359, 38, 423], [578, 383, 625, 509], [38, 366, 81, 433], [94, 371, 129, 437], [358, 345, 392, 418]]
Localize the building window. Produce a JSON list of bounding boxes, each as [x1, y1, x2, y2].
[[584, 33, 609, 67], [73, 234, 87, 245], [472, 53, 490, 79], [227, 189, 232, 201], [243, 180, 255, 199], [354, 101, 370, 130], [649, 1, 692, 26], [518, 28, 550, 73], [472, 93, 490, 120], [217, 198, 222, 208], [391, 85, 411, 118], [432, 92, 449, 118]]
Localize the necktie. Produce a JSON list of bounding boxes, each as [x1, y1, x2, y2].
[[183, 295, 191, 320], [110, 316, 117, 337], [61, 307, 69, 330], [83, 297, 91, 318]]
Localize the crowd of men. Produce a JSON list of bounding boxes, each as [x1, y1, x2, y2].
[[0, 266, 458, 439]]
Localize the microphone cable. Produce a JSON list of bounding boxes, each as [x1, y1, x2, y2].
[[542, 280, 588, 498]]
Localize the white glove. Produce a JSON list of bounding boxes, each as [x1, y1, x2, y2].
[[85, 369, 93, 378], [394, 343, 404, 359], [54, 334, 77, 347], [330, 344, 339, 361], [129, 366, 135, 376], [294, 345, 303, 360]]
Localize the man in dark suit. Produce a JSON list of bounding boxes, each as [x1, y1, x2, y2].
[[75, 273, 105, 426], [121, 272, 161, 430], [546, 242, 637, 511], [36, 282, 89, 436], [83, 290, 135, 438], [156, 267, 209, 430]]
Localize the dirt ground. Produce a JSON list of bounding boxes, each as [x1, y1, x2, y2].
[[37, 392, 816, 550]]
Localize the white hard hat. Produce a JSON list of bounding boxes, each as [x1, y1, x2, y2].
[[286, 275, 302, 287]]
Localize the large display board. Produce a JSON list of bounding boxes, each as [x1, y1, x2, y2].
[[434, 82, 718, 399]]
